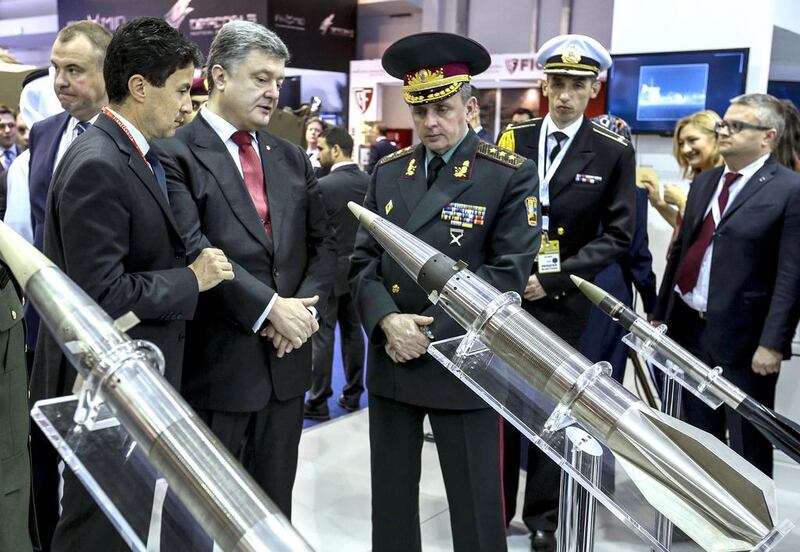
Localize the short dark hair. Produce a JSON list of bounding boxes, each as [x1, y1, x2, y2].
[[512, 107, 534, 118], [320, 125, 353, 157], [57, 21, 112, 63], [104, 17, 202, 104], [0, 104, 15, 118]]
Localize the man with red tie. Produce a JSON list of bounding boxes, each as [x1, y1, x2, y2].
[[159, 20, 335, 517], [655, 93, 800, 476]]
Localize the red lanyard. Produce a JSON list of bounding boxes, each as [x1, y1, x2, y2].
[[102, 106, 147, 160]]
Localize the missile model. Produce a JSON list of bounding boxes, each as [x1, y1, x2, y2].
[[348, 202, 786, 552], [0, 221, 313, 552], [572, 274, 800, 465]]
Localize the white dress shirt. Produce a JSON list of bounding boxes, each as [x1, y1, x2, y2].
[[4, 113, 99, 242], [677, 153, 770, 312]]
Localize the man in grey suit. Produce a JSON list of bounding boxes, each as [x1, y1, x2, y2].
[[304, 125, 368, 420], [160, 21, 335, 517], [31, 17, 233, 552]]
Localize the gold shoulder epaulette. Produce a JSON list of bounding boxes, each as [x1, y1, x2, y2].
[[590, 122, 629, 146], [477, 142, 526, 168], [378, 145, 415, 166]]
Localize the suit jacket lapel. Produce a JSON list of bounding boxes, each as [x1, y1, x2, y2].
[[95, 115, 181, 237], [257, 131, 286, 254], [405, 131, 478, 235], [191, 117, 272, 254], [549, 119, 595, 201], [719, 159, 777, 225], [396, 145, 427, 217]]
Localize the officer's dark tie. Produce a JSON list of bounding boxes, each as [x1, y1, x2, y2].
[[548, 131, 568, 166], [144, 149, 169, 203], [76, 121, 91, 136], [427, 155, 445, 188], [675, 171, 741, 294]]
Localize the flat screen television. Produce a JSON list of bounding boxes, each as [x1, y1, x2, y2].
[[606, 49, 748, 134], [767, 80, 800, 108]]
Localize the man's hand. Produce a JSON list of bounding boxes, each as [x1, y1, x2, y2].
[[752, 345, 782, 375], [264, 295, 320, 349], [262, 324, 296, 358], [379, 313, 434, 363], [188, 248, 234, 291], [524, 274, 546, 301]]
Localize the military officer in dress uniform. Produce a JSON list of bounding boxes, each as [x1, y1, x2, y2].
[[0, 263, 32, 552], [350, 32, 541, 552], [497, 35, 636, 551]]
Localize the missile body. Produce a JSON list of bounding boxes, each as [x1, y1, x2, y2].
[[349, 202, 782, 552], [572, 275, 800, 466], [0, 221, 312, 552]]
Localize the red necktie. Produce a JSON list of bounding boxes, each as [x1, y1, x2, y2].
[[231, 130, 271, 239], [675, 171, 741, 294]]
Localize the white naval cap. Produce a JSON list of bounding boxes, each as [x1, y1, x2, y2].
[[535, 34, 612, 77]]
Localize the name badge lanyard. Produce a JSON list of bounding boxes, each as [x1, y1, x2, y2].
[[537, 120, 569, 238]]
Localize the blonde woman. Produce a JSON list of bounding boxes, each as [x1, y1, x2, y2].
[[641, 110, 724, 228]]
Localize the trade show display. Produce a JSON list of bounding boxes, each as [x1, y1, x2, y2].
[[348, 201, 795, 552]]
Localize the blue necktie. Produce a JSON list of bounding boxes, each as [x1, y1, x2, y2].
[[145, 150, 169, 203], [1, 148, 15, 171], [76, 121, 91, 136]]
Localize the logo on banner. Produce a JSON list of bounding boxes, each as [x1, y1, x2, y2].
[[164, 0, 194, 29], [319, 13, 355, 38], [505, 57, 535, 74], [354, 88, 374, 113], [274, 13, 306, 31]]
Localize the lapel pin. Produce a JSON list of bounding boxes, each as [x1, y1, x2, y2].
[[385, 199, 394, 215], [265, 145, 271, 151], [454, 160, 470, 178], [405, 158, 417, 176]]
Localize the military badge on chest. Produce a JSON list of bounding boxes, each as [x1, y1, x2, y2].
[[441, 202, 486, 246]]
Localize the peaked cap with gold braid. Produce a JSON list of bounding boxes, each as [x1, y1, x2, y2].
[[382, 32, 491, 105]]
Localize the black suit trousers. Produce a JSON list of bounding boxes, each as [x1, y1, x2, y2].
[[668, 295, 778, 477], [309, 292, 365, 404], [196, 395, 304, 518], [369, 394, 506, 552]]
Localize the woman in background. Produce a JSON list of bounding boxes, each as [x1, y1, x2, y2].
[[641, 110, 723, 229]]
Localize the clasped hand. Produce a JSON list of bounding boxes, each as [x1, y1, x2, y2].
[[380, 313, 434, 363]]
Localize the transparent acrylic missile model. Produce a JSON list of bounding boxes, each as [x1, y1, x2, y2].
[[0, 221, 313, 552], [572, 274, 800, 466], [349, 202, 794, 552]]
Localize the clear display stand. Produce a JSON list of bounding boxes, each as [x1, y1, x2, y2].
[[429, 329, 794, 552], [32, 396, 217, 552]]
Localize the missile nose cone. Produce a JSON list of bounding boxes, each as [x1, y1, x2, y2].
[[570, 275, 606, 307], [348, 202, 377, 227], [0, 220, 54, 291]]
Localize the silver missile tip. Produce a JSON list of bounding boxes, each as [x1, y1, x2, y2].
[[347, 201, 378, 227], [0, 220, 55, 290]]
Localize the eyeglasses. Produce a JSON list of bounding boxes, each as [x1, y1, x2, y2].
[[714, 119, 772, 134]]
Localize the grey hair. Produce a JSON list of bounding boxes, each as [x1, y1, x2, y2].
[[457, 82, 473, 103], [730, 93, 785, 144], [206, 21, 290, 92]]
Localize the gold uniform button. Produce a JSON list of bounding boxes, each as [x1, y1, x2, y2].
[[10, 309, 16, 320], [557, 227, 565, 236], [391, 284, 400, 294]]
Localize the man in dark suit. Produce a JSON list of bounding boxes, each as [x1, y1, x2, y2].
[[30, 18, 233, 552], [497, 35, 635, 550], [351, 33, 540, 552], [18, 22, 110, 551], [365, 122, 398, 173], [0, 264, 32, 552], [160, 21, 335, 518], [654, 93, 800, 477], [304, 125, 368, 420], [0, 105, 21, 172]]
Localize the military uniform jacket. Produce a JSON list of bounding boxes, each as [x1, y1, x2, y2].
[[350, 130, 540, 410], [499, 117, 636, 297]]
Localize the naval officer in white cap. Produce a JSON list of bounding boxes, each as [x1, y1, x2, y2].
[[498, 34, 636, 551]]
